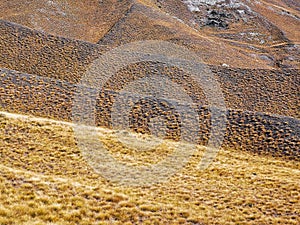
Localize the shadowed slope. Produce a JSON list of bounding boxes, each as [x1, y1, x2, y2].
[[0, 20, 107, 82]]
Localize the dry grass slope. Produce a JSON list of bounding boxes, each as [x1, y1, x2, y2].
[[0, 0, 132, 43], [0, 113, 299, 224], [0, 0, 299, 224]]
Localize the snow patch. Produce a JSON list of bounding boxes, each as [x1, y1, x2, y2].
[[183, 0, 225, 12], [183, 0, 254, 14]]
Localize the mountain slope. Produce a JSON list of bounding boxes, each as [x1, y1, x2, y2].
[[0, 112, 299, 224]]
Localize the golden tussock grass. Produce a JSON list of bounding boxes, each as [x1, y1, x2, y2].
[[0, 113, 299, 224]]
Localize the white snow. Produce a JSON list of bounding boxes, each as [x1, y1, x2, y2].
[[183, 0, 254, 14], [183, 0, 225, 12]]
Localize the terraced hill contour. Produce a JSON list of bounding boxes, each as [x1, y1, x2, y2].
[[0, 1, 299, 158]]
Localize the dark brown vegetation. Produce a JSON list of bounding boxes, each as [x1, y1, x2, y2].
[[0, 19, 298, 115], [0, 20, 106, 82], [1, 66, 299, 160]]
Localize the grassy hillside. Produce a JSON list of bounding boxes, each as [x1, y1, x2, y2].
[[0, 0, 299, 224], [0, 112, 299, 224]]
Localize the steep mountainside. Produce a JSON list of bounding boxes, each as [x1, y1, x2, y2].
[[1, 0, 299, 68]]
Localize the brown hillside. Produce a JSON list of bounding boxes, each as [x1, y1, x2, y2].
[[0, 1, 299, 224], [0, 0, 132, 43], [1, 0, 299, 69]]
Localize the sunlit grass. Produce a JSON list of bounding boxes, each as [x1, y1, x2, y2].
[[0, 113, 299, 224]]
